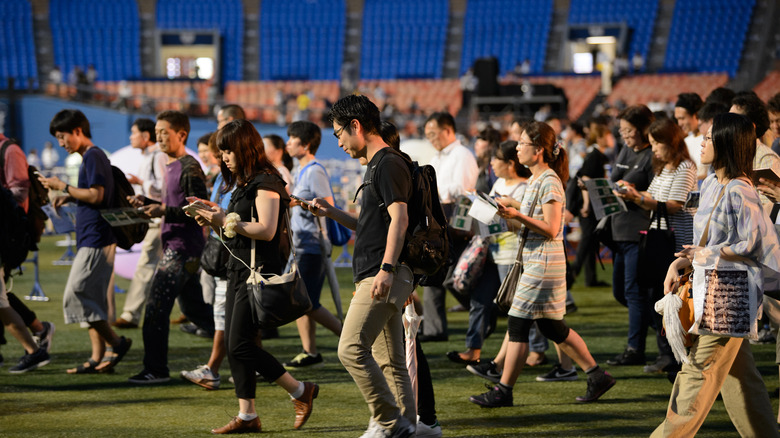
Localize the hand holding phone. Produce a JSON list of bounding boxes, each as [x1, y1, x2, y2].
[[290, 194, 314, 208]]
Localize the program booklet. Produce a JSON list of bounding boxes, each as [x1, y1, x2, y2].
[[584, 178, 627, 221], [101, 207, 151, 227]]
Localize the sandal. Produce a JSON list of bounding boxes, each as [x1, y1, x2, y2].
[[67, 359, 100, 374], [107, 336, 132, 368]]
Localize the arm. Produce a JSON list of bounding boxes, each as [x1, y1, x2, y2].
[[39, 176, 104, 205], [195, 189, 281, 241], [307, 197, 359, 230], [499, 200, 563, 239], [155, 160, 209, 222], [4, 145, 30, 207], [371, 201, 409, 299]]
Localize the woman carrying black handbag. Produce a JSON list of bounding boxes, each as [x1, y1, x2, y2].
[[616, 117, 696, 375], [192, 120, 318, 434]]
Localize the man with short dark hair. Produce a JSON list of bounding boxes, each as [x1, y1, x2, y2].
[[217, 104, 246, 129], [39, 109, 132, 374], [310, 95, 417, 437], [767, 93, 780, 155], [420, 112, 478, 342], [675, 93, 705, 179], [129, 110, 214, 384], [114, 118, 164, 329]]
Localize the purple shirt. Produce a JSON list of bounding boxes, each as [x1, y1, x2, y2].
[[161, 155, 207, 257]]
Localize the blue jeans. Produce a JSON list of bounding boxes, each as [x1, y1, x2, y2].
[[466, 262, 499, 349], [613, 241, 648, 352], [296, 252, 325, 311]]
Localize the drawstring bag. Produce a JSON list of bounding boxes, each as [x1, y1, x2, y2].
[[450, 235, 490, 295]]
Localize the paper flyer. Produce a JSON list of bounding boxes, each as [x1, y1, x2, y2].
[[42, 204, 77, 234], [101, 207, 152, 227], [583, 178, 626, 220], [450, 196, 473, 231]]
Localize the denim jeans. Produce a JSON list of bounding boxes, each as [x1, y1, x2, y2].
[[613, 241, 648, 352], [466, 262, 499, 349]]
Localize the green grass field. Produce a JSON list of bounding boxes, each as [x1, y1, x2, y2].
[[1, 235, 777, 437]]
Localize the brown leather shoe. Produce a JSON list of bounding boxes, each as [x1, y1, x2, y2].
[[292, 382, 319, 429], [171, 315, 189, 324], [112, 318, 138, 329], [211, 416, 261, 434]]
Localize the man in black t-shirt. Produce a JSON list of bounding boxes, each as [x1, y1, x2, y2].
[[308, 95, 416, 438]]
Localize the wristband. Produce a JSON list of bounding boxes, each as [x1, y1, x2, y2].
[[380, 263, 396, 273], [64, 183, 70, 194]]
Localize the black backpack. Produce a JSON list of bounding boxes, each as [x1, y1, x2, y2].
[[365, 148, 449, 276], [0, 138, 49, 248], [0, 187, 34, 279], [110, 165, 149, 250]]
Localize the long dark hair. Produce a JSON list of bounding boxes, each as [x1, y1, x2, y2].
[[711, 113, 755, 181], [648, 118, 690, 175], [264, 134, 294, 171], [524, 121, 568, 188], [496, 140, 531, 178], [216, 119, 279, 191]]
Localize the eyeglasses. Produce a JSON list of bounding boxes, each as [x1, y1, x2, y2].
[[333, 124, 347, 140], [517, 142, 536, 148], [618, 128, 636, 136]]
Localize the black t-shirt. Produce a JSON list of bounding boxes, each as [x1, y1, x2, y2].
[[610, 145, 654, 242], [577, 148, 608, 179], [353, 148, 412, 283]]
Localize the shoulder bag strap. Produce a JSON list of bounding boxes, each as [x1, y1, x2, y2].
[[514, 173, 550, 263], [250, 203, 297, 273]]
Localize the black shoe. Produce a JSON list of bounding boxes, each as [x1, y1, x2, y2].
[[535, 364, 578, 382], [643, 355, 676, 373], [418, 334, 448, 343], [469, 384, 513, 407], [9, 348, 50, 374], [606, 348, 646, 366], [128, 369, 171, 384], [180, 323, 213, 339], [466, 360, 501, 383], [576, 371, 616, 402], [446, 351, 480, 366]]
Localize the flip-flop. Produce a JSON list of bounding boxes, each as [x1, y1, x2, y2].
[[67, 358, 100, 374], [446, 351, 481, 366]]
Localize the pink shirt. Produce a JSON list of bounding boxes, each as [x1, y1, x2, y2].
[[1, 136, 29, 213]]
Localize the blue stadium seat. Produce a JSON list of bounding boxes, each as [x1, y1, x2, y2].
[[360, 0, 448, 79], [663, 0, 754, 76], [0, 0, 38, 90], [460, 0, 553, 76]]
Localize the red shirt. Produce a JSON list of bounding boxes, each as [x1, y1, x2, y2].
[[1, 135, 29, 213]]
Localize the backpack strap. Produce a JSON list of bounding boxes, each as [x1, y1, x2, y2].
[[353, 148, 407, 226]]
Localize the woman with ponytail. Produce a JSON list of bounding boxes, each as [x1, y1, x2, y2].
[[468, 121, 616, 407]]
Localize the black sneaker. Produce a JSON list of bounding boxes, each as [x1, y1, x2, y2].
[[9, 348, 50, 374], [606, 348, 646, 366], [576, 371, 616, 402], [180, 323, 213, 339], [283, 352, 324, 370], [643, 355, 676, 373], [34, 321, 56, 353], [128, 370, 171, 384], [536, 364, 578, 382], [469, 384, 513, 407], [466, 360, 501, 383]]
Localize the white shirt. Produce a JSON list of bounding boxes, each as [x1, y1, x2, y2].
[[428, 140, 478, 204], [138, 144, 165, 201], [684, 133, 705, 178]]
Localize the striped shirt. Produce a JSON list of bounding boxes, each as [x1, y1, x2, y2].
[[647, 160, 696, 252]]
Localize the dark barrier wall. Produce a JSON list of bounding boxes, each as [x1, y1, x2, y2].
[[18, 96, 346, 167]]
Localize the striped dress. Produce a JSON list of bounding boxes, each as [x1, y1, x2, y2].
[[647, 160, 696, 253], [509, 169, 567, 320]]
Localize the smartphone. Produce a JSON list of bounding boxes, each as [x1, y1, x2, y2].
[[684, 191, 700, 209], [614, 182, 628, 194], [290, 194, 313, 207]]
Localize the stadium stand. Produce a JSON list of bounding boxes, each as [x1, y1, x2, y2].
[[752, 69, 780, 103], [460, 0, 553, 76], [260, 0, 346, 81], [357, 79, 462, 116], [223, 80, 340, 123], [361, 0, 448, 79], [0, 0, 37, 90], [49, 0, 140, 82], [606, 73, 728, 106], [94, 80, 211, 113], [663, 0, 755, 77], [156, 0, 243, 81], [568, 0, 658, 70], [498, 75, 602, 121]]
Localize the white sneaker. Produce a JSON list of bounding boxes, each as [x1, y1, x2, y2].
[[359, 418, 383, 438], [359, 416, 416, 438], [416, 415, 442, 438], [180, 364, 220, 390]]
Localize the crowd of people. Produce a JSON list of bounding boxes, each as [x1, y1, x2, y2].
[[2, 85, 780, 436]]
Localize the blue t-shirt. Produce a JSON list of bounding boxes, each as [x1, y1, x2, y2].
[[291, 160, 333, 254], [209, 173, 234, 238], [76, 147, 116, 249]]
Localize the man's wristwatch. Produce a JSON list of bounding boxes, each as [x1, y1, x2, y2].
[[380, 263, 396, 273]]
